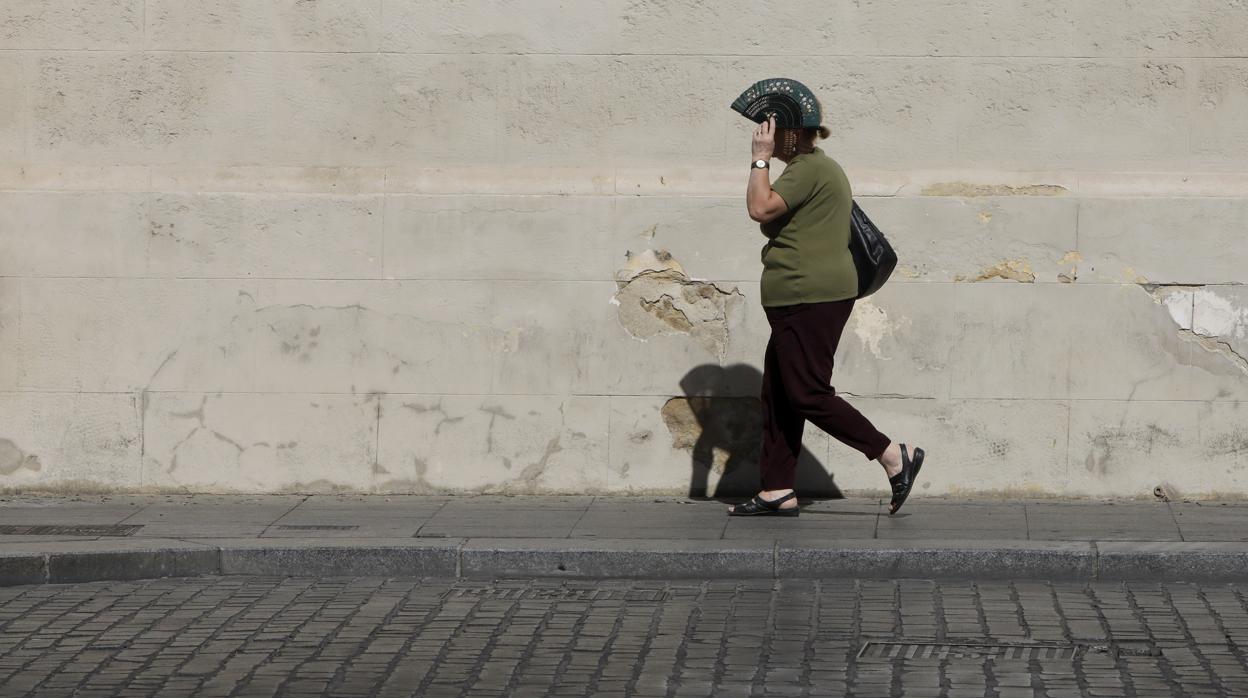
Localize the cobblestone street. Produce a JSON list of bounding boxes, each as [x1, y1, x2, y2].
[[0, 576, 1245, 696]]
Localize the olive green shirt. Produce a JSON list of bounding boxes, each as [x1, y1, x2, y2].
[[759, 147, 858, 307]]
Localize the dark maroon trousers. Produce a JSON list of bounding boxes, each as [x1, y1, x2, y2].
[[760, 298, 891, 491]]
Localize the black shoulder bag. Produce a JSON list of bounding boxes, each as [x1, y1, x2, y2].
[[847, 201, 897, 298]]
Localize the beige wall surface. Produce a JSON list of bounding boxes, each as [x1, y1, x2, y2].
[[1, 1, 1246, 497]]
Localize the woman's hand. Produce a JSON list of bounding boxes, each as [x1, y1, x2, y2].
[[752, 115, 775, 161]]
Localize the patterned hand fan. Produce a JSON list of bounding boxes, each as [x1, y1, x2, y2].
[[729, 78, 821, 128]]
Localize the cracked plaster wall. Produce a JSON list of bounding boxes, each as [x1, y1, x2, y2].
[[2, 1, 1248, 497]]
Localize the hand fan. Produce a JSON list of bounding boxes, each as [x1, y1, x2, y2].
[[729, 78, 821, 128]]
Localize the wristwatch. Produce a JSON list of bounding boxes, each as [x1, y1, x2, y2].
[[752, 159, 769, 170]]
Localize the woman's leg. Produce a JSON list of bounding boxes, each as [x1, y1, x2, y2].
[[770, 300, 892, 460], [759, 329, 806, 492], [728, 312, 804, 514]]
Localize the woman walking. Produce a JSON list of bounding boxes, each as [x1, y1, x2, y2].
[[727, 81, 925, 517]]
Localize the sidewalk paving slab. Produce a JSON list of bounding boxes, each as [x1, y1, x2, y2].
[[2, 495, 1248, 585]]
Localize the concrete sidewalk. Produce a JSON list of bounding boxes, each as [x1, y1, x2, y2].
[[1, 494, 1246, 585]]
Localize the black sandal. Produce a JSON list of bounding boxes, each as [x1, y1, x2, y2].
[[888, 444, 925, 515], [728, 491, 800, 517]]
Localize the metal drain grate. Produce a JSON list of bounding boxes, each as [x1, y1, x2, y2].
[[449, 587, 669, 602], [275, 524, 360, 531], [0, 524, 142, 537], [858, 641, 1079, 662]]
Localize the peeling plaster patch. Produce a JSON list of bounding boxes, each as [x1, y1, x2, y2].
[[1148, 285, 1248, 376], [1057, 250, 1081, 283], [921, 182, 1068, 197], [660, 397, 760, 472], [954, 259, 1035, 283], [1119, 266, 1150, 284], [613, 250, 745, 360], [850, 298, 908, 360], [1192, 289, 1248, 338], [977, 210, 992, 224], [0, 439, 41, 475]]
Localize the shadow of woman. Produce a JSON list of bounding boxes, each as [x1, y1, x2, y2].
[[672, 363, 843, 502]]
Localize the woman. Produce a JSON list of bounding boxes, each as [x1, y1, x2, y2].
[[728, 111, 925, 517]]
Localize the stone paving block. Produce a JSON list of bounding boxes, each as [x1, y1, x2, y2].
[[17, 278, 260, 393], [828, 398, 1069, 496], [26, 52, 272, 166], [146, 0, 381, 51], [0, 392, 142, 491], [145, 193, 384, 279], [1027, 501, 1184, 540], [957, 59, 1190, 170], [1188, 287, 1248, 402], [0, 0, 143, 49], [460, 538, 774, 579], [377, 395, 609, 494], [262, 496, 450, 538], [0, 192, 148, 278], [865, 196, 1079, 284], [0, 278, 16, 392], [1072, 4, 1248, 56], [876, 503, 1029, 540], [496, 56, 733, 166], [829, 282, 958, 400], [1096, 542, 1248, 582], [611, 196, 761, 284], [383, 195, 617, 282], [948, 283, 1073, 399], [1065, 285, 1196, 401], [1170, 502, 1248, 542], [1190, 61, 1248, 168], [43, 541, 220, 584], [1078, 198, 1248, 286], [216, 538, 460, 577], [776, 539, 1097, 580], [605, 392, 838, 498], [0, 552, 45, 586], [1065, 401, 1210, 501], [142, 393, 379, 493]]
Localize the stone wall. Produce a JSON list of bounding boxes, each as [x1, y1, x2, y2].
[[1, 1, 1246, 497]]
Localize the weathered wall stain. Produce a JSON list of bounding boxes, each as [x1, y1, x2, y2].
[[921, 182, 1069, 197], [613, 249, 745, 360], [1084, 423, 1179, 475], [0, 439, 42, 476]]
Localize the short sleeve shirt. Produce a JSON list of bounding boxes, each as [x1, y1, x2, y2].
[[759, 147, 859, 307]]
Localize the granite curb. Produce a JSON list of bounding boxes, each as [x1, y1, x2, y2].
[[1, 538, 1247, 585]]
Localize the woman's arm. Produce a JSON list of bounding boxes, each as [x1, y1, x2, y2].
[[746, 116, 789, 223], [748, 168, 788, 223]]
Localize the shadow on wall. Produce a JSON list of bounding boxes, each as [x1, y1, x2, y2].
[[672, 364, 843, 501]]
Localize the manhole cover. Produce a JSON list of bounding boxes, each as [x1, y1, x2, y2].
[[858, 641, 1079, 662], [448, 587, 668, 602], [274, 524, 360, 531], [0, 524, 141, 537]]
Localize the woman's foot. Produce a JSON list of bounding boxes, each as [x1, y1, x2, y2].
[[727, 489, 800, 516], [879, 443, 925, 515]]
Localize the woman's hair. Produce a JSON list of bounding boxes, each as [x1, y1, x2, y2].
[[807, 125, 831, 140]]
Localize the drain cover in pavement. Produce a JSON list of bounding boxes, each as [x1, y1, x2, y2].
[[858, 641, 1079, 662], [449, 587, 668, 602], [0, 524, 142, 537]]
